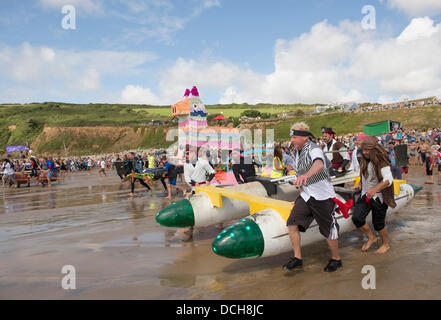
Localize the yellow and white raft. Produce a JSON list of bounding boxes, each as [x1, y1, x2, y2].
[[211, 180, 422, 259]]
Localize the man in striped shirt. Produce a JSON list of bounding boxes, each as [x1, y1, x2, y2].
[[283, 122, 342, 273]]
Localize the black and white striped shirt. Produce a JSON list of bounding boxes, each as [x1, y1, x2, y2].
[[294, 141, 336, 202]]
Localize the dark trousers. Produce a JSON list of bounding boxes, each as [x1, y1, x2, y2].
[[131, 178, 151, 193], [352, 195, 388, 231], [160, 177, 167, 191], [391, 166, 402, 179]]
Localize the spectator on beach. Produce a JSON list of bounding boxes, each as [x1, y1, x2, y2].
[[425, 151, 434, 184], [87, 157, 93, 175], [1, 158, 17, 188], [98, 158, 107, 177], [46, 157, 55, 187]]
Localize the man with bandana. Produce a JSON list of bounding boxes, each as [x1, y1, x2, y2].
[[352, 136, 396, 254], [283, 122, 342, 273]]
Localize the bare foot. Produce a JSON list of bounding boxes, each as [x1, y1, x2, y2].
[[128, 193, 134, 198], [375, 244, 390, 254], [164, 196, 172, 200], [362, 237, 377, 251], [175, 229, 193, 242]]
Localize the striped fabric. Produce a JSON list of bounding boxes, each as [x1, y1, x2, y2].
[[295, 141, 331, 186]]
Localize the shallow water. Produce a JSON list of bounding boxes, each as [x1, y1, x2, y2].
[[0, 168, 440, 299]]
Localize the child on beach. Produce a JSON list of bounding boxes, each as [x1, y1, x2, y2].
[[425, 151, 434, 184]]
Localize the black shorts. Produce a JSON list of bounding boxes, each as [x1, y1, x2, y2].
[[352, 195, 388, 231], [286, 196, 339, 239], [426, 169, 433, 176]]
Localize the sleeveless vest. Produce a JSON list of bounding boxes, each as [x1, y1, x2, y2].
[[295, 141, 331, 186], [271, 156, 285, 178]]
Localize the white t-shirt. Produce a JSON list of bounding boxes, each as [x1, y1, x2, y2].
[[361, 163, 393, 203], [2, 162, 15, 175], [191, 158, 215, 183], [183, 163, 195, 185], [100, 161, 106, 169], [295, 148, 336, 202]]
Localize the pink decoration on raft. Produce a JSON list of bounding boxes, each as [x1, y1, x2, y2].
[[190, 86, 199, 97], [183, 88, 190, 98]]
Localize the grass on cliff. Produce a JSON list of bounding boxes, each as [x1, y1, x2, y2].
[[0, 102, 314, 152], [1, 102, 440, 155], [271, 105, 441, 142]]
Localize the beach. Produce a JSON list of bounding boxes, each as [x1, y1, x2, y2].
[[0, 167, 440, 299]]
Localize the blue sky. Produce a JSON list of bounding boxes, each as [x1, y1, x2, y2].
[[1, 0, 441, 105]]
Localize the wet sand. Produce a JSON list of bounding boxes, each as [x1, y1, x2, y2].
[[0, 168, 440, 300]]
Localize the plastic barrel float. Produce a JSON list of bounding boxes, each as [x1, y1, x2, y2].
[[212, 181, 423, 259], [156, 170, 360, 228]]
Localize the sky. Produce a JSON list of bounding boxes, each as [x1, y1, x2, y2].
[[0, 0, 441, 105]]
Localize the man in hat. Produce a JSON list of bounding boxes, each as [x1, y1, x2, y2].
[[322, 127, 350, 173], [352, 136, 396, 254], [284, 122, 342, 272]]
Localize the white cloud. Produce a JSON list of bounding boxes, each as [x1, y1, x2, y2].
[[121, 85, 162, 105], [397, 16, 441, 43], [120, 17, 441, 105], [386, 0, 441, 17], [0, 43, 157, 102]]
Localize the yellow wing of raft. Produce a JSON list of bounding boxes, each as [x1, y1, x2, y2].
[[197, 178, 408, 222], [195, 185, 294, 221]]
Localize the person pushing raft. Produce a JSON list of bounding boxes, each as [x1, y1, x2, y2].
[[352, 136, 396, 254], [321, 127, 350, 175], [284, 122, 342, 272]]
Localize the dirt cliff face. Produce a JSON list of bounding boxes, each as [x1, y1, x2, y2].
[[31, 125, 173, 156]]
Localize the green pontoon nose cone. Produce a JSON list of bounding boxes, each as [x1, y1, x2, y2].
[[212, 218, 264, 259], [410, 184, 423, 195], [155, 198, 195, 227]]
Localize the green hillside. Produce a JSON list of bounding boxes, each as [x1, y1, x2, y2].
[[272, 105, 441, 142], [0, 102, 313, 153], [1, 102, 440, 155]]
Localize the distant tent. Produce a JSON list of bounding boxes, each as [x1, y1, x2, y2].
[[6, 145, 29, 154], [363, 120, 401, 135], [348, 103, 359, 111], [212, 114, 227, 121]]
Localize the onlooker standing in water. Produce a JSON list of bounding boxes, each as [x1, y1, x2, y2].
[[98, 158, 107, 177], [87, 157, 93, 175], [425, 151, 434, 184], [46, 157, 55, 187], [1, 158, 17, 188], [29, 157, 41, 181], [163, 156, 187, 200]]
